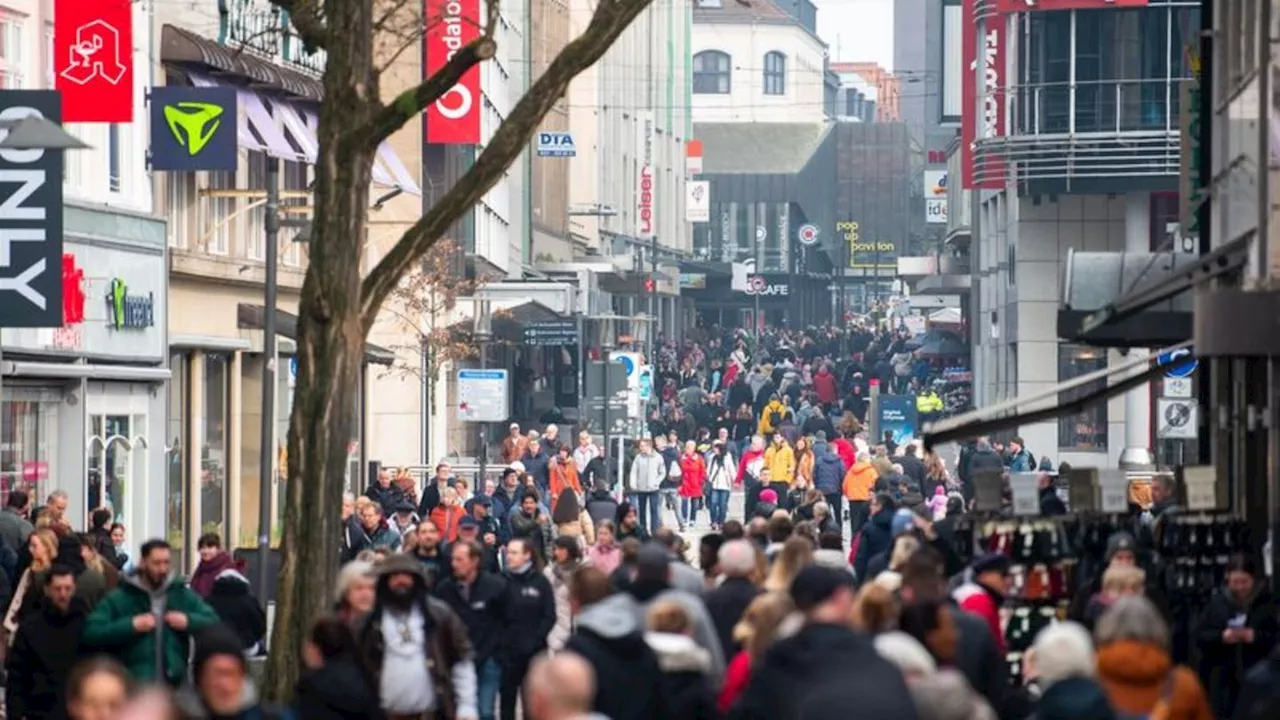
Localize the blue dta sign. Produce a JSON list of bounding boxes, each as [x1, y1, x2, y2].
[[1158, 348, 1198, 378]]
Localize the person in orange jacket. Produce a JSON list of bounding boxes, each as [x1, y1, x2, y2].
[[429, 486, 468, 542], [548, 446, 582, 513], [842, 450, 880, 533]]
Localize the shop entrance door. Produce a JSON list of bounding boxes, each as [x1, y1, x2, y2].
[[86, 386, 150, 529]]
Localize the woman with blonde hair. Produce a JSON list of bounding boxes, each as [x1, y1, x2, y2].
[[333, 560, 377, 627], [874, 534, 922, 592], [5, 528, 58, 633], [852, 582, 900, 634], [718, 592, 796, 712], [763, 536, 814, 593]]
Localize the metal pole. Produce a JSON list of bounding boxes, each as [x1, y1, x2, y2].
[[256, 156, 279, 605], [478, 341, 487, 494], [648, 241, 657, 360]]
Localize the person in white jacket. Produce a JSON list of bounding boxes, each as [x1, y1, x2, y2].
[[705, 440, 737, 531], [629, 438, 667, 534]]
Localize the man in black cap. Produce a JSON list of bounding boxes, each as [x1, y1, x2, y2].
[[953, 553, 1012, 655], [727, 565, 918, 720], [464, 496, 503, 571], [177, 625, 286, 719], [1066, 531, 1168, 627]]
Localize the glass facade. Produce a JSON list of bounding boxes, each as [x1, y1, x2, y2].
[[1019, 4, 1201, 134], [1058, 345, 1108, 452], [692, 201, 791, 269], [0, 393, 59, 505], [202, 354, 230, 538], [167, 353, 187, 565]]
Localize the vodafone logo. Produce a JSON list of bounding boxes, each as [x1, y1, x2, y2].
[[425, 0, 481, 144], [436, 86, 473, 119]]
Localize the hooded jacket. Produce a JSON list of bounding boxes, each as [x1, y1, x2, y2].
[[7, 596, 89, 720], [812, 444, 845, 494], [646, 632, 718, 720], [81, 569, 221, 684], [842, 461, 879, 502], [207, 568, 267, 652], [763, 443, 796, 485], [565, 594, 672, 720], [1095, 640, 1214, 720]]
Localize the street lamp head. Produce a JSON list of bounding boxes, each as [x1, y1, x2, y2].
[[0, 116, 91, 150]]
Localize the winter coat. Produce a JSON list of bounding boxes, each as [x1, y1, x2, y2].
[[703, 576, 761, 658], [763, 444, 796, 484], [430, 503, 467, 543], [509, 511, 552, 564], [501, 564, 557, 660], [553, 490, 596, 545], [852, 507, 893, 582], [645, 632, 718, 720], [758, 400, 787, 435], [293, 656, 384, 720], [736, 448, 766, 486], [812, 369, 838, 405], [522, 449, 552, 491], [189, 551, 241, 598], [549, 462, 582, 512], [1095, 640, 1214, 720], [544, 561, 579, 651], [1235, 645, 1280, 720], [1194, 587, 1279, 718], [586, 543, 623, 577], [81, 571, 221, 684], [6, 597, 89, 720], [206, 569, 266, 653], [432, 570, 508, 664], [630, 452, 667, 493], [842, 461, 879, 502], [679, 453, 708, 498], [584, 489, 620, 530], [565, 595, 671, 720], [954, 580, 1005, 655], [706, 451, 736, 491], [726, 622, 918, 720], [364, 482, 405, 516]]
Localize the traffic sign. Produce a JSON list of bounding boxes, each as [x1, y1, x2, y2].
[[1157, 397, 1197, 439], [522, 320, 578, 346], [457, 369, 509, 422], [1158, 348, 1198, 378], [1162, 377, 1192, 398]]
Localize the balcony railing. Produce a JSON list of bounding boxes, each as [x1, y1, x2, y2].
[[973, 78, 1185, 187]]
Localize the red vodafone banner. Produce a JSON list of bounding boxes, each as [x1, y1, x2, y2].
[[424, 0, 481, 144], [54, 0, 134, 123], [994, 0, 1147, 11]]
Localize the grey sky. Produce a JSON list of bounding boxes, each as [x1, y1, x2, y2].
[[814, 0, 894, 69]]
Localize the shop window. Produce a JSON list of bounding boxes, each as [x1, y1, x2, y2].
[[0, 396, 58, 505], [88, 415, 131, 523], [167, 352, 188, 568], [203, 353, 230, 539], [245, 152, 267, 261], [1058, 344, 1108, 451]]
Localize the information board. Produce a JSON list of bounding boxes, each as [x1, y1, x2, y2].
[[457, 369, 510, 422]]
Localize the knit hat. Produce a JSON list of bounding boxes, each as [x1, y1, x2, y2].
[[759, 488, 779, 504], [1105, 532, 1136, 562], [192, 626, 247, 680], [790, 564, 855, 612]]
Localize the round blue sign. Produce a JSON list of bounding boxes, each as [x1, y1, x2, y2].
[[616, 355, 635, 377], [1158, 348, 1197, 379], [289, 356, 298, 378]]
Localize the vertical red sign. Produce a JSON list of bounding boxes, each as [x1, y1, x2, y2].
[[961, 0, 977, 189], [54, 0, 134, 123], [976, 13, 1006, 188], [424, 0, 481, 144]]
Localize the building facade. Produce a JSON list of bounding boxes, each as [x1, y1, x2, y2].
[[0, 0, 172, 553], [154, 0, 427, 564], [957, 0, 1199, 467]]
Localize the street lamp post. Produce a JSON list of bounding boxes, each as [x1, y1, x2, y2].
[[256, 157, 280, 605], [474, 300, 493, 493], [600, 318, 615, 485]]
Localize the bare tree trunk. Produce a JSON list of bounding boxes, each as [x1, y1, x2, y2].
[[263, 0, 378, 701]]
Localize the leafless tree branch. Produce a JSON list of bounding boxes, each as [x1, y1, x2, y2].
[[359, 0, 651, 329], [270, 0, 331, 51]]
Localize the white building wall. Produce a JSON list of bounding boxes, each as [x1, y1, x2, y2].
[[478, 9, 521, 274], [974, 191, 1147, 468], [569, 0, 692, 256], [691, 21, 826, 124]]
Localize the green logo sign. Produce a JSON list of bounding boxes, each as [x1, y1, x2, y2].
[[150, 86, 238, 172], [163, 102, 225, 156], [106, 278, 155, 331]]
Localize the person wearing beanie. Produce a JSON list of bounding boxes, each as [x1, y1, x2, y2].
[[177, 625, 285, 719], [753, 486, 779, 520], [1067, 531, 1168, 627], [952, 553, 1011, 654]]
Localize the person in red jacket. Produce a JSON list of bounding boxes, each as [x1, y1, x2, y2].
[[952, 553, 1011, 654], [831, 432, 856, 471], [812, 363, 839, 408], [678, 440, 708, 531]]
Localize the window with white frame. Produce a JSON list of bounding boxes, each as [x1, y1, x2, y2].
[[692, 51, 732, 94], [167, 173, 196, 249], [281, 159, 310, 266], [107, 125, 122, 193], [0, 11, 26, 89], [245, 152, 267, 261], [763, 52, 787, 95], [205, 171, 236, 255]]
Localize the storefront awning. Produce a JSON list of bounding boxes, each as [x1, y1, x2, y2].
[[1057, 249, 1199, 347], [920, 341, 1192, 449], [161, 25, 324, 99], [236, 304, 397, 365]]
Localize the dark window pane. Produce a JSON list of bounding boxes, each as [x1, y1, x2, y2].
[[1058, 345, 1108, 451]]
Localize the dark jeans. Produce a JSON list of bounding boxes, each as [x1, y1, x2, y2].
[[634, 491, 661, 533], [824, 493, 843, 530], [768, 482, 790, 511], [477, 657, 500, 720], [500, 654, 535, 720], [744, 480, 762, 519], [848, 500, 869, 534]]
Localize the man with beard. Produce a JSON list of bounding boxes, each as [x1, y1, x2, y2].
[[410, 521, 449, 588], [7, 566, 89, 720], [356, 553, 478, 720]]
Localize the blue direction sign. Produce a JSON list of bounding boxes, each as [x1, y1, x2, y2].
[[1158, 348, 1198, 378]]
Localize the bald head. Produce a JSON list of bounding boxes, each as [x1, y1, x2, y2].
[[526, 652, 595, 720]]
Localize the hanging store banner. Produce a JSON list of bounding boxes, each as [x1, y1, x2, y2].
[[54, 0, 134, 122], [993, 0, 1147, 11], [686, 180, 710, 223], [636, 110, 656, 240], [961, 0, 977, 188], [686, 139, 704, 175], [423, 0, 481, 144], [941, 0, 962, 124], [975, 9, 1006, 188], [925, 170, 948, 224], [0, 92, 65, 327], [149, 86, 238, 171]]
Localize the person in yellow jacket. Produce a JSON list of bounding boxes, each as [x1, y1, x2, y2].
[[758, 395, 788, 436], [843, 450, 880, 532], [916, 390, 944, 416], [763, 434, 796, 508]]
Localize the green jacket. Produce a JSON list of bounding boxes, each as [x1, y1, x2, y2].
[[81, 572, 220, 684]]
